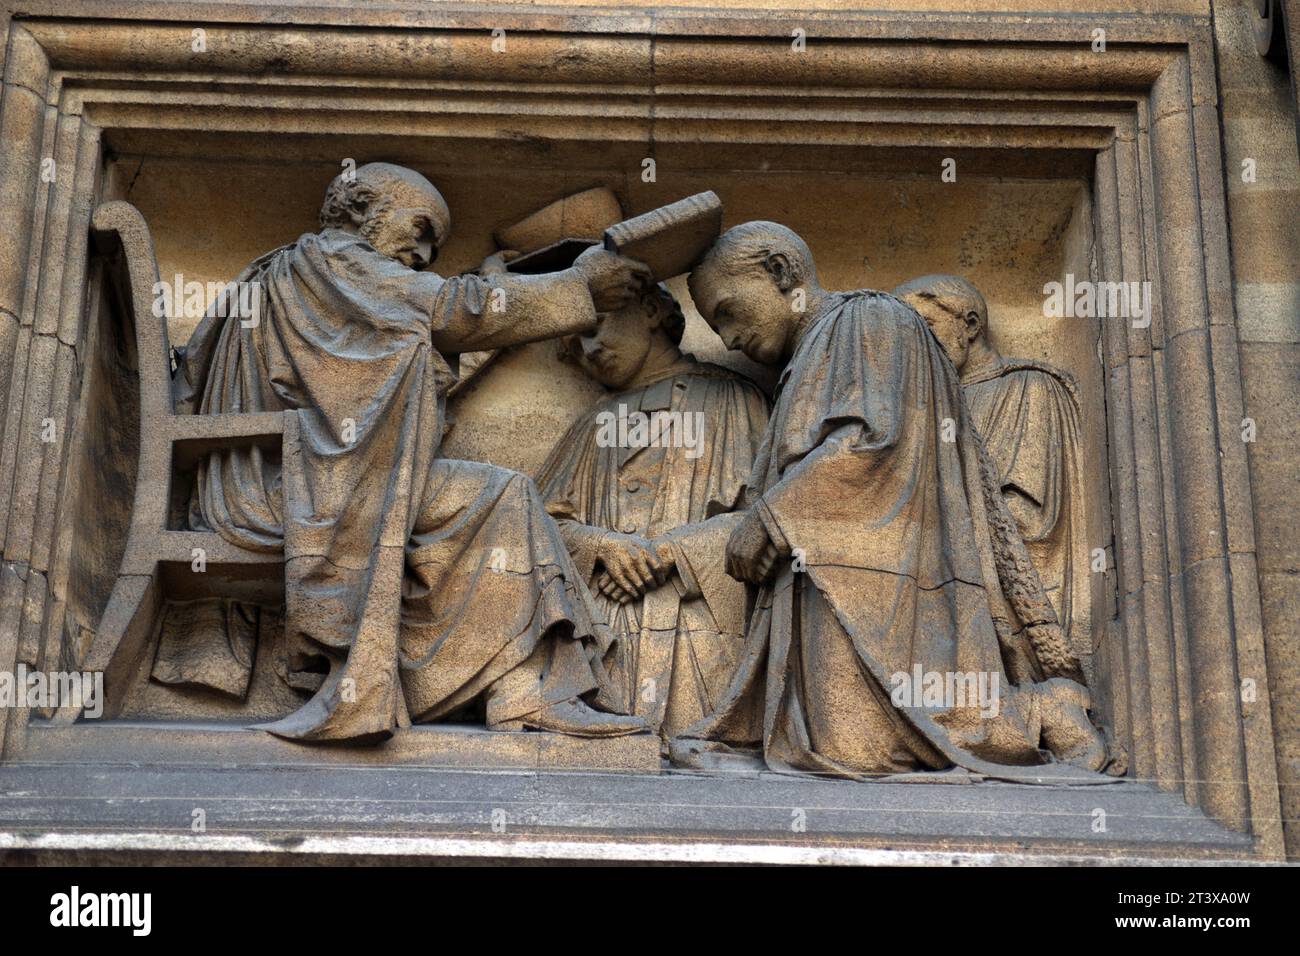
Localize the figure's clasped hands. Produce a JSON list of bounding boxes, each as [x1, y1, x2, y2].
[[594, 533, 674, 604], [725, 507, 782, 584]]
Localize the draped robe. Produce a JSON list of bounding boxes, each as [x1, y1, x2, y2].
[[672, 292, 1107, 783], [166, 228, 614, 742], [963, 359, 1090, 675], [537, 361, 769, 742]]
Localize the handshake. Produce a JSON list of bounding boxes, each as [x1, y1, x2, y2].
[[591, 505, 790, 604], [592, 532, 675, 604]]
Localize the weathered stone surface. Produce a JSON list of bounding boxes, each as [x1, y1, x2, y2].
[[0, 0, 1293, 865], [1215, 0, 1300, 860], [11, 720, 662, 774], [0, 751, 1255, 866]]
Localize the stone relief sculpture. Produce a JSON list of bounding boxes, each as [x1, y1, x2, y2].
[[669, 221, 1116, 782], [4, 3, 1290, 868], [159, 162, 655, 742], [441, 186, 628, 399], [894, 275, 1091, 677], [536, 281, 770, 748], [89, 171, 1118, 787]]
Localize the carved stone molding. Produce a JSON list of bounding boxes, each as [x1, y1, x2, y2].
[[0, 2, 1282, 858]]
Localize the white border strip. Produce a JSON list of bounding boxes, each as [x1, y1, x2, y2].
[[0, 832, 1270, 866]]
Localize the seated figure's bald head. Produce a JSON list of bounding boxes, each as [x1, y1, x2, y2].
[[320, 162, 452, 249], [893, 273, 988, 371], [318, 162, 451, 271], [893, 274, 987, 336]]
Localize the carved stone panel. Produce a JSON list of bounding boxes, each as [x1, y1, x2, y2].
[[0, 2, 1291, 864]]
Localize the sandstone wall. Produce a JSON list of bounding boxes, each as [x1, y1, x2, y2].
[[1210, 0, 1300, 857]]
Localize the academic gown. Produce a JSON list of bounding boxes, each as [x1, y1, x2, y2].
[[672, 292, 1106, 783], [963, 359, 1091, 678], [163, 228, 613, 742], [536, 361, 769, 742]]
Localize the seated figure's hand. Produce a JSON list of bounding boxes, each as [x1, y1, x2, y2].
[[572, 247, 653, 313], [595, 532, 669, 602], [725, 508, 780, 584], [478, 249, 519, 276]]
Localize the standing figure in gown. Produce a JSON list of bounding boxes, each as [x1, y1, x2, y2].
[[894, 274, 1091, 678], [671, 221, 1113, 781]]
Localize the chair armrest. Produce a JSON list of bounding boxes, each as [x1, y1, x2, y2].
[[170, 411, 288, 470]]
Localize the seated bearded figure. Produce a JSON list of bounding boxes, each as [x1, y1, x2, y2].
[[158, 162, 654, 743]]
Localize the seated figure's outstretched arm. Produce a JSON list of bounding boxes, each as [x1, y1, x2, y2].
[[428, 248, 651, 354], [429, 270, 596, 354]]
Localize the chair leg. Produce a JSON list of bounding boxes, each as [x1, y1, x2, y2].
[[72, 571, 161, 721]]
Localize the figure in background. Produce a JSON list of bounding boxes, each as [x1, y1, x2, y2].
[[672, 221, 1113, 781], [163, 162, 653, 742], [537, 282, 769, 748], [894, 275, 1090, 678]]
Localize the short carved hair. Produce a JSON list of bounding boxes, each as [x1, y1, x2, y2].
[[893, 274, 988, 337], [647, 282, 686, 345], [557, 282, 686, 364], [692, 220, 818, 286], [319, 162, 451, 246]]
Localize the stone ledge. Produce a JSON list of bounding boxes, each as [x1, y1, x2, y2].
[[9, 719, 664, 774], [0, 733, 1258, 864]]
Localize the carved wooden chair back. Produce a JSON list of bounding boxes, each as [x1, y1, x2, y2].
[[79, 200, 286, 717]]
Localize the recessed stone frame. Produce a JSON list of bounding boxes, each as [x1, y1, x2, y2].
[[0, 6, 1281, 857]]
